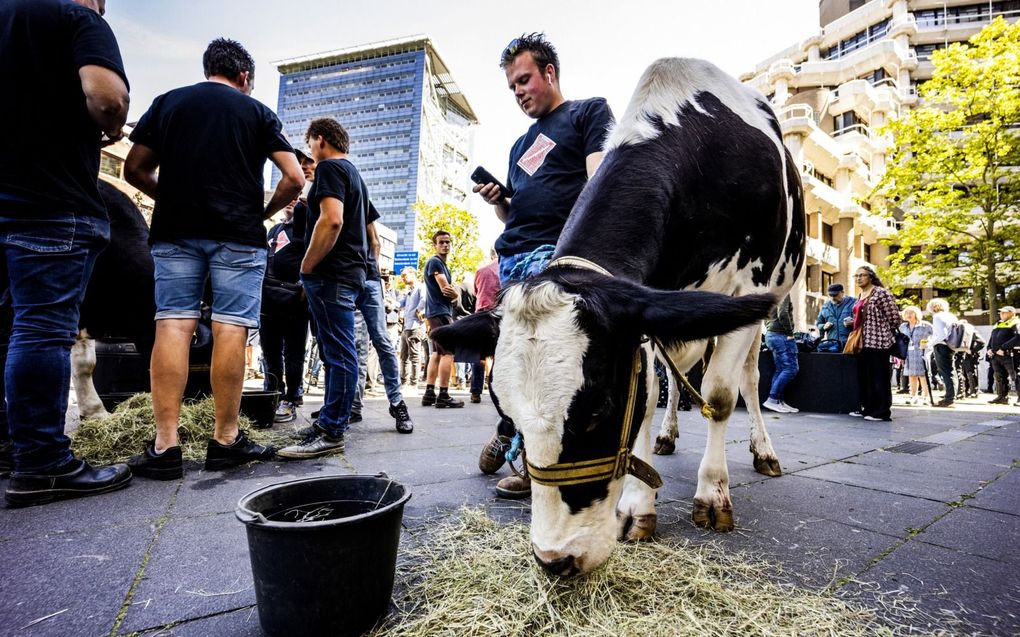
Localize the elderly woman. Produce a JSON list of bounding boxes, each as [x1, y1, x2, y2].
[[850, 266, 902, 421], [925, 298, 959, 407], [899, 306, 933, 405]]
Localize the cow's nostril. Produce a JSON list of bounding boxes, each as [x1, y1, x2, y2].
[[533, 550, 579, 577]]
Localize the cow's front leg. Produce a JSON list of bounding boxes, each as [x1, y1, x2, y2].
[[618, 354, 658, 541], [71, 331, 109, 420]]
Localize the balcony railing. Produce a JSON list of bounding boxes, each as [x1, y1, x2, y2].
[[915, 7, 1020, 29], [833, 123, 872, 139]]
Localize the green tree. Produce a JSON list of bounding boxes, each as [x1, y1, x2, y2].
[[413, 201, 485, 284], [876, 17, 1020, 319]]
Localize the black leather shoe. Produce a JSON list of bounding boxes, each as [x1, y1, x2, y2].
[[389, 401, 414, 434], [128, 442, 183, 480], [6, 460, 131, 508], [434, 394, 464, 409], [205, 431, 275, 470]]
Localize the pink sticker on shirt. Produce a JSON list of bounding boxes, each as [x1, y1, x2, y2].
[[274, 232, 290, 253], [516, 133, 557, 176]]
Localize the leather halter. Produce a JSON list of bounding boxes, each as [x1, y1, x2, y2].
[[524, 257, 663, 490]]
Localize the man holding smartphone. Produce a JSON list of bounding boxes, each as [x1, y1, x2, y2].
[[472, 32, 614, 498]]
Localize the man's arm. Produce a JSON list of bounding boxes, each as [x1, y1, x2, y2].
[[366, 222, 381, 263], [301, 197, 343, 274], [585, 151, 605, 179], [265, 151, 304, 219], [79, 65, 129, 140], [124, 143, 159, 199], [434, 272, 458, 299]]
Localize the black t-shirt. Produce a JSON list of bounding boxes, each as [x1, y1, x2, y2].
[[424, 255, 453, 319], [130, 82, 293, 247], [266, 219, 304, 283], [497, 98, 614, 256], [0, 0, 128, 218], [365, 201, 382, 281], [305, 158, 368, 286]]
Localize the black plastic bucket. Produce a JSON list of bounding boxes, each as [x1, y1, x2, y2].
[[239, 390, 280, 428], [236, 475, 411, 637]]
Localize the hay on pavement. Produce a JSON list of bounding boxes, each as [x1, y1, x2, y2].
[[370, 508, 941, 637]]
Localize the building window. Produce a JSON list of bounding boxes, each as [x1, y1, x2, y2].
[[821, 271, 834, 292], [99, 154, 122, 179], [833, 111, 861, 135], [822, 222, 834, 245], [914, 43, 946, 62], [821, 19, 889, 60], [859, 68, 887, 85], [863, 243, 872, 264]]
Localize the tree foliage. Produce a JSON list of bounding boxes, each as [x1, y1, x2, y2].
[[413, 201, 485, 284], [876, 17, 1020, 317]]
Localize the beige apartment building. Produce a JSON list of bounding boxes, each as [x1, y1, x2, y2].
[[741, 0, 1019, 324]]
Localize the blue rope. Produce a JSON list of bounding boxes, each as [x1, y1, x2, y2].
[[507, 244, 556, 281], [505, 431, 524, 463]]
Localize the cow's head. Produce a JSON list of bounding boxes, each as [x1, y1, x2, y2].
[[432, 268, 773, 576]]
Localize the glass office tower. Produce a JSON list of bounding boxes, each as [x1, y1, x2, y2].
[[274, 35, 478, 252]]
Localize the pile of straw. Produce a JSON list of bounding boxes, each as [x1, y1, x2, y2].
[[372, 508, 935, 637], [72, 393, 295, 464]]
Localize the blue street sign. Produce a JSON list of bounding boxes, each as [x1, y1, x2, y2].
[[392, 250, 419, 271]]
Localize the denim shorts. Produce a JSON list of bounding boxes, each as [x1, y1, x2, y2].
[[152, 239, 266, 328]]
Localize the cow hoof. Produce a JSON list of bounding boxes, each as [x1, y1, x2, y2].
[[692, 497, 734, 532], [653, 436, 676, 456], [617, 511, 657, 541], [752, 455, 782, 477]]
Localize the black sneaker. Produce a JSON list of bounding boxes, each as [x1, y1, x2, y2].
[[390, 401, 414, 434], [277, 431, 345, 459], [349, 411, 363, 424], [6, 459, 131, 508], [435, 394, 464, 409], [127, 442, 183, 480], [205, 430, 275, 470], [421, 391, 437, 407]]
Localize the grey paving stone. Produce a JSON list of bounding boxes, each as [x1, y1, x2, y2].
[[918, 429, 980, 445], [923, 437, 1020, 468], [917, 505, 1020, 565], [969, 467, 1020, 516], [120, 512, 254, 633], [0, 476, 176, 541], [855, 539, 1020, 635], [731, 474, 950, 537], [797, 460, 985, 502], [133, 606, 262, 637], [0, 522, 153, 637], [849, 448, 1009, 483], [347, 444, 485, 487]]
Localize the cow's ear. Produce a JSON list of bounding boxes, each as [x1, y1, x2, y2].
[[580, 278, 775, 347], [431, 309, 501, 360]]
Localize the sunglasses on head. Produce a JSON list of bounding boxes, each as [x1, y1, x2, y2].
[[502, 38, 521, 61]]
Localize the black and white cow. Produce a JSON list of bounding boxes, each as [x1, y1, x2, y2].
[[433, 58, 805, 576], [71, 180, 156, 419]]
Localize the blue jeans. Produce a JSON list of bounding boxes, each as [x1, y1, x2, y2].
[[301, 275, 360, 438], [355, 279, 402, 405], [151, 239, 266, 328], [498, 251, 547, 286], [0, 212, 109, 473], [765, 332, 800, 401]]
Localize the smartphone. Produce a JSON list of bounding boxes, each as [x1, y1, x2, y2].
[[470, 166, 509, 201]]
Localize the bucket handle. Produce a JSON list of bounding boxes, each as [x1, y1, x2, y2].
[[237, 510, 270, 525]]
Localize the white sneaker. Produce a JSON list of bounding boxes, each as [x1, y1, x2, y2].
[[849, 411, 864, 417], [762, 398, 788, 413], [779, 401, 799, 413]]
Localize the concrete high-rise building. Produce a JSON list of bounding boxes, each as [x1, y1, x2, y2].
[[742, 0, 1018, 323], [273, 35, 478, 253]]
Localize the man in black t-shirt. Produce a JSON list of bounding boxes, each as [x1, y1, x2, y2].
[[472, 33, 614, 499], [0, 0, 133, 506], [474, 32, 614, 286], [421, 231, 464, 409], [278, 118, 369, 458], [124, 38, 304, 479]]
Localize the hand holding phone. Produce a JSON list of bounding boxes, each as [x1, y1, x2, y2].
[[470, 166, 509, 202]]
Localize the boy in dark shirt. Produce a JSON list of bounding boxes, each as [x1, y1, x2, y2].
[[125, 38, 304, 478], [421, 231, 464, 409], [278, 118, 370, 458]]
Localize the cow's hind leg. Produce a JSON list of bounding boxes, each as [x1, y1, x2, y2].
[[741, 324, 782, 476], [618, 347, 658, 542], [654, 361, 680, 455], [72, 330, 110, 420], [692, 326, 758, 532]]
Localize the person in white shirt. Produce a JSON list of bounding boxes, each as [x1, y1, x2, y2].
[[926, 299, 958, 407]]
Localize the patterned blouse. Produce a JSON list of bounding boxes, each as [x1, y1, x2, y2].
[[853, 286, 901, 350]]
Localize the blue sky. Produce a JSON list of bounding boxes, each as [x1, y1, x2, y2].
[[107, 0, 820, 249]]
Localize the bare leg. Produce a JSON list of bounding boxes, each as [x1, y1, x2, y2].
[[210, 321, 247, 445], [438, 353, 454, 386], [151, 318, 198, 452], [425, 352, 440, 385]]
